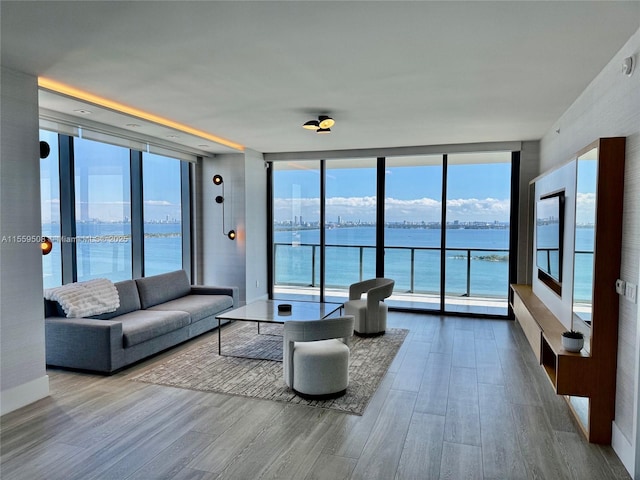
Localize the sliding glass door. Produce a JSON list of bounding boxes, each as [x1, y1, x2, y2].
[[272, 160, 321, 300], [271, 150, 516, 317], [324, 159, 377, 302], [384, 155, 443, 310], [444, 152, 512, 315]]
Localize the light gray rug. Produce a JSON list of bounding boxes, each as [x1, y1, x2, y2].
[[132, 322, 408, 415]]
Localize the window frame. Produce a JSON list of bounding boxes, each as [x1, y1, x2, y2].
[[40, 130, 192, 284]]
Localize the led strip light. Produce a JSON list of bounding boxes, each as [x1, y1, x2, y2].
[[38, 77, 245, 152]]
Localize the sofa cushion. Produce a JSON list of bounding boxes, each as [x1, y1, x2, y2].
[[135, 270, 192, 309], [89, 280, 141, 320], [148, 295, 233, 323], [118, 309, 191, 348]]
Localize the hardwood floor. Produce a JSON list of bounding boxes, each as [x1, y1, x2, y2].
[[0, 312, 631, 479]]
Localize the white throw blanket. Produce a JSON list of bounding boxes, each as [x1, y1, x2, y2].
[[44, 278, 120, 318]]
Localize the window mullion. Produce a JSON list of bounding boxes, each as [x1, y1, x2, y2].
[[376, 157, 385, 278], [440, 154, 448, 312], [131, 150, 144, 278], [181, 160, 192, 279], [320, 159, 326, 303], [58, 134, 77, 284]]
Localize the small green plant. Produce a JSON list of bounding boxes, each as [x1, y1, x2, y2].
[[562, 330, 584, 339]]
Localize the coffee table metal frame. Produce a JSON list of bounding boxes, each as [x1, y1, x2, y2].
[[215, 299, 343, 360]]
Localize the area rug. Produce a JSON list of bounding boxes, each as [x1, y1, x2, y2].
[[131, 322, 408, 415]]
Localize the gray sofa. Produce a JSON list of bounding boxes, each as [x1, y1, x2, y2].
[[45, 270, 238, 373]]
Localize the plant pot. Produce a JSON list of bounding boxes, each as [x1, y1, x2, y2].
[[562, 335, 584, 353]]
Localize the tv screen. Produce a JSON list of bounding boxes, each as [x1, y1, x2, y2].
[[536, 191, 564, 285]]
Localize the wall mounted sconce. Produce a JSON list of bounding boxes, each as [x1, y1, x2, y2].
[[40, 141, 51, 159], [212, 174, 236, 240], [41, 237, 53, 255]]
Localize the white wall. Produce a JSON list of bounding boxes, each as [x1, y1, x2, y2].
[[0, 67, 49, 415], [539, 27, 640, 477], [199, 150, 268, 304], [243, 149, 268, 303]]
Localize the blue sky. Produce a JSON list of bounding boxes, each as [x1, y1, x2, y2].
[[41, 135, 593, 227], [40, 133, 182, 223], [274, 161, 513, 224]]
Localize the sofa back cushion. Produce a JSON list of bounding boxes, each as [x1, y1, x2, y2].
[[135, 270, 191, 309], [89, 280, 142, 320]]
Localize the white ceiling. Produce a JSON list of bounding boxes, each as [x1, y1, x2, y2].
[[2, 1, 639, 154]]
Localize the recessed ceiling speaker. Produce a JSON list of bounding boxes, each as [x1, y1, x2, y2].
[[622, 56, 634, 77]]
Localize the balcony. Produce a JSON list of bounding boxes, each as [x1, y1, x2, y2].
[[274, 242, 510, 316]]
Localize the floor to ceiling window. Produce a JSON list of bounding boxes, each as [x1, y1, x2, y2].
[[38, 129, 190, 286], [384, 155, 443, 310], [142, 152, 183, 276], [444, 152, 512, 315], [272, 160, 321, 300], [324, 158, 377, 302], [40, 130, 62, 289], [74, 138, 132, 282], [270, 149, 517, 317]]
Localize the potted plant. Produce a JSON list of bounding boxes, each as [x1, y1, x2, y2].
[[561, 330, 584, 352]]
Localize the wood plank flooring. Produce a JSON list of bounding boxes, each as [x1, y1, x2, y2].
[[0, 312, 631, 479]]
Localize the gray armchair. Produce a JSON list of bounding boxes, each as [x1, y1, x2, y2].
[[344, 278, 395, 336], [283, 316, 354, 399]]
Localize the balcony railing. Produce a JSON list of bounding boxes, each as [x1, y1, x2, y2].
[[274, 242, 510, 299]]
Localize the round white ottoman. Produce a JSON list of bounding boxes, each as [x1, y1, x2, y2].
[[291, 338, 350, 399]]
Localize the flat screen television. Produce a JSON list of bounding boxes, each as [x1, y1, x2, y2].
[[536, 190, 565, 294]]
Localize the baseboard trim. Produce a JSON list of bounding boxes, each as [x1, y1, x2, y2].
[[1, 375, 49, 416], [612, 421, 634, 478]]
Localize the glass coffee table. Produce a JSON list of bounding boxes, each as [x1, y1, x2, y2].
[[215, 299, 342, 360]]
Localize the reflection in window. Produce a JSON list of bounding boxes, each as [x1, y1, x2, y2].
[[143, 152, 183, 275], [74, 138, 132, 282], [272, 161, 321, 300], [40, 130, 62, 288]]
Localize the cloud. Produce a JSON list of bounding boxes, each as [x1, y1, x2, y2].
[[575, 192, 596, 225], [274, 195, 511, 223]]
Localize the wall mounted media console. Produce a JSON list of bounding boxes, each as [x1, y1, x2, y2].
[[511, 137, 625, 444]]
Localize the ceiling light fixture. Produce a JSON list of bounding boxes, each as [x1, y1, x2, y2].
[[318, 115, 335, 129], [302, 115, 335, 134]]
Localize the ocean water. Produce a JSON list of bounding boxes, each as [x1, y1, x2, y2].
[[275, 226, 595, 300], [275, 227, 511, 297], [42, 223, 594, 301], [42, 223, 182, 288]]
